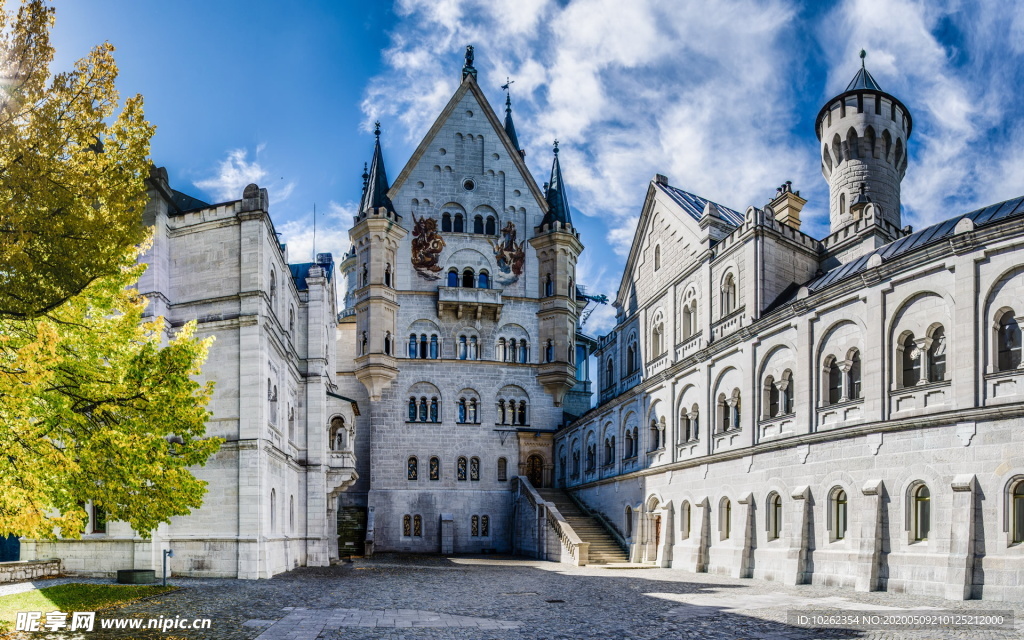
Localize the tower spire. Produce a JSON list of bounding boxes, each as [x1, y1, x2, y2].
[[360, 121, 395, 215], [501, 77, 523, 156], [541, 140, 572, 228]]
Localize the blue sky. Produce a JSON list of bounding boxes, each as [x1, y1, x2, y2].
[[49, 0, 1024, 335]]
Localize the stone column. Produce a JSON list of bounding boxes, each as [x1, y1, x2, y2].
[[945, 474, 977, 600], [655, 504, 674, 568], [855, 479, 885, 592]]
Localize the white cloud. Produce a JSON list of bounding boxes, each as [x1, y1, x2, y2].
[[194, 147, 296, 205], [277, 200, 358, 302]]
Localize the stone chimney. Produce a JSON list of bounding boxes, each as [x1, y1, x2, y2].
[[769, 181, 806, 231]]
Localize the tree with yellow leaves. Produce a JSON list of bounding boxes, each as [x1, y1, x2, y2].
[[0, 0, 152, 320], [0, 1, 221, 539]]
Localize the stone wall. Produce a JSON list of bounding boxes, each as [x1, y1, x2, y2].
[[0, 560, 61, 584]]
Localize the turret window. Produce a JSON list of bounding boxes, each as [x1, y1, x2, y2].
[[384, 332, 392, 355], [545, 340, 554, 363], [544, 274, 553, 297], [384, 263, 393, 288]]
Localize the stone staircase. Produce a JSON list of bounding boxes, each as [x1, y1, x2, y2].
[[537, 489, 628, 564]]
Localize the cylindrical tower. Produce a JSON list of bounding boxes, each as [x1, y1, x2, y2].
[[816, 52, 912, 235]]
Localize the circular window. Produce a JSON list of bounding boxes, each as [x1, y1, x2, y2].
[[439, 148, 447, 156], [463, 179, 475, 191]]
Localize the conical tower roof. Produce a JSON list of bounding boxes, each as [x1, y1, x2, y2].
[[503, 92, 522, 154], [846, 50, 882, 91], [541, 140, 572, 228], [360, 121, 395, 214]]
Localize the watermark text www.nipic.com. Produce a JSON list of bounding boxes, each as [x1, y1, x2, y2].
[[16, 611, 213, 633], [786, 609, 1014, 631]]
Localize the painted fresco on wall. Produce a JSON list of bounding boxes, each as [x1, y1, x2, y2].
[[411, 212, 446, 280], [490, 221, 525, 285]]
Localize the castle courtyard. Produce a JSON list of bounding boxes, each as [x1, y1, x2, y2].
[[7, 556, 1021, 639]]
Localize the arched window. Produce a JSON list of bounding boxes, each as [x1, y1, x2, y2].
[[403, 514, 412, 537], [654, 245, 661, 271], [826, 356, 842, 404], [442, 212, 452, 232], [545, 340, 554, 363], [478, 271, 490, 289], [470, 457, 480, 481], [418, 396, 428, 422], [408, 334, 418, 358], [429, 457, 440, 480], [270, 270, 277, 305], [627, 340, 637, 373], [497, 338, 507, 362], [913, 484, 930, 542], [429, 335, 439, 359], [605, 359, 614, 388], [360, 332, 367, 355], [446, 269, 458, 287], [682, 302, 694, 339], [721, 274, 736, 315], [768, 493, 782, 540], [454, 213, 464, 232], [720, 498, 731, 540], [1012, 481, 1024, 544], [901, 333, 921, 387], [92, 502, 106, 534], [330, 416, 347, 450], [624, 430, 634, 459], [997, 310, 1022, 371], [408, 397, 417, 421], [652, 313, 665, 356], [718, 393, 730, 432], [457, 456, 467, 481], [469, 398, 477, 423], [517, 400, 527, 425], [290, 495, 295, 532], [470, 336, 478, 360], [384, 332, 392, 355], [766, 376, 780, 418], [407, 457, 418, 481], [384, 263, 393, 288], [481, 515, 489, 536], [497, 457, 508, 481], [780, 371, 793, 414], [429, 397, 439, 422], [928, 326, 946, 382], [270, 489, 277, 533], [462, 268, 475, 288], [485, 216, 496, 235], [604, 438, 612, 464], [458, 335, 467, 360], [625, 506, 633, 538], [471, 515, 479, 536], [288, 307, 295, 333], [419, 333, 428, 359], [458, 398, 467, 423], [832, 488, 848, 541], [520, 341, 529, 363], [544, 274, 553, 297], [839, 192, 846, 216], [848, 350, 862, 400], [681, 501, 691, 539], [413, 514, 422, 536], [473, 215, 484, 234], [649, 419, 660, 451], [360, 263, 368, 288]]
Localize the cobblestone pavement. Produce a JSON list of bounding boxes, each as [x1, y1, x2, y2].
[[4, 555, 1022, 639]]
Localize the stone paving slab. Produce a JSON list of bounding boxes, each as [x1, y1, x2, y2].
[[2, 555, 1019, 639]]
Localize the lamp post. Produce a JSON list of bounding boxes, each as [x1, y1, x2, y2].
[[162, 549, 174, 587]]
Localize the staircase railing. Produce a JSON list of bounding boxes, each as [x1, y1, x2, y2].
[[513, 476, 589, 566], [566, 490, 629, 556]]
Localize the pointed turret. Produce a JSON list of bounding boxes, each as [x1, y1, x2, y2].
[[541, 141, 572, 228], [502, 81, 524, 157], [359, 122, 395, 215], [845, 50, 882, 91]]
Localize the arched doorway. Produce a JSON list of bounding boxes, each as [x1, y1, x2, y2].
[[526, 454, 544, 488]]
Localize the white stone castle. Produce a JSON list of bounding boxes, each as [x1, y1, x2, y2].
[[25, 49, 1023, 601]]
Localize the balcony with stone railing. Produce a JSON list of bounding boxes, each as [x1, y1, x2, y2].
[[711, 308, 745, 341], [437, 286, 503, 322], [621, 370, 642, 393], [646, 353, 669, 378]]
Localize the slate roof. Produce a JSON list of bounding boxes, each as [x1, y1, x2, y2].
[[290, 260, 335, 291], [503, 95, 521, 152], [806, 195, 1024, 294], [541, 146, 572, 227], [845, 66, 882, 92], [170, 189, 210, 213], [655, 182, 745, 226]]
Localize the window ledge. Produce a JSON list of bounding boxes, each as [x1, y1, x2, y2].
[[816, 398, 865, 412]]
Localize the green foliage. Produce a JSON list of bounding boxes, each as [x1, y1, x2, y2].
[[0, 583, 178, 632], [0, 0, 154, 319], [0, 246, 222, 539]]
